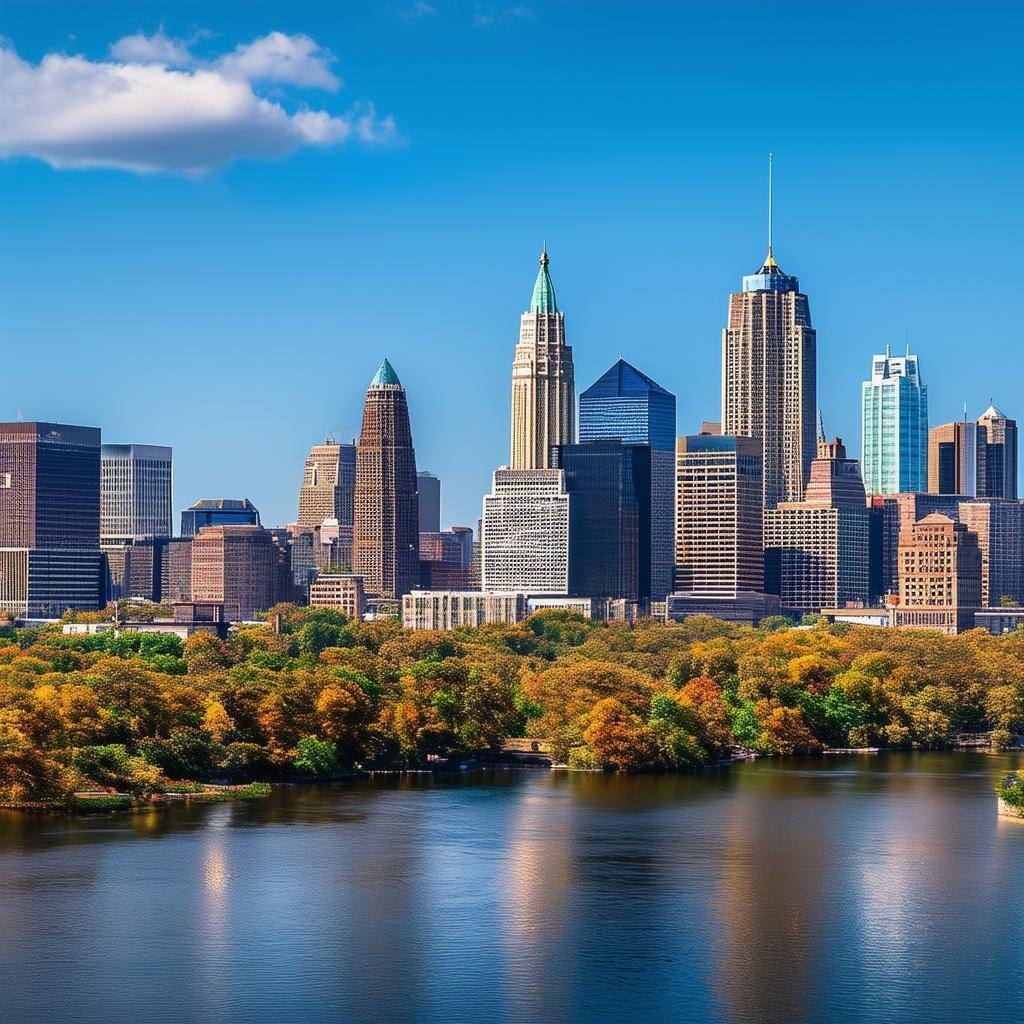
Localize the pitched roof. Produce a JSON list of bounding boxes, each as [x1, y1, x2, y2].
[[582, 358, 673, 399], [369, 359, 401, 387], [530, 247, 558, 313]]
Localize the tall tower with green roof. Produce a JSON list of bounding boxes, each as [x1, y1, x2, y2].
[[510, 247, 575, 469], [353, 360, 419, 599]]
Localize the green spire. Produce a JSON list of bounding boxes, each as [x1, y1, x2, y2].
[[530, 244, 558, 313], [370, 358, 401, 387]]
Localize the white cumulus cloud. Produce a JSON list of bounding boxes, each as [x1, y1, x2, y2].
[[0, 32, 394, 175]]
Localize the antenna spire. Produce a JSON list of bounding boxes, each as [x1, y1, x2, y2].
[[767, 153, 773, 257], [817, 409, 826, 443]]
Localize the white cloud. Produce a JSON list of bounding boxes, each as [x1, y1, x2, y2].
[[109, 29, 194, 68], [217, 31, 340, 91], [473, 5, 535, 26], [0, 34, 394, 174]]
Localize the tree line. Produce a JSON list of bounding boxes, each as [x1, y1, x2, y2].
[[2, 606, 1024, 804]]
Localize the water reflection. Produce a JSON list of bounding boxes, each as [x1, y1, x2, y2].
[[1, 753, 1022, 1024]]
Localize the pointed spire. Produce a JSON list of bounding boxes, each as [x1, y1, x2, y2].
[[369, 358, 401, 388], [767, 151, 774, 262], [530, 245, 558, 313]]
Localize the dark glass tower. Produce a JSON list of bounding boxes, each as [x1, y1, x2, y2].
[[554, 440, 651, 602], [353, 360, 420, 599], [578, 360, 676, 601]]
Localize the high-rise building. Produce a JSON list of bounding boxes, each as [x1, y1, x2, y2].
[[297, 438, 356, 528], [929, 420, 985, 496], [721, 247, 816, 508], [419, 526, 474, 590], [872, 491, 966, 600], [578, 359, 676, 600], [765, 438, 871, 613], [181, 498, 260, 538], [190, 525, 278, 621], [353, 359, 420, 599], [977, 404, 1018, 499], [0, 422, 103, 618], [417, 472, 441, 533], [510, 248, 575, 470], [861, 348, 928, 496], [957, 499, 1024, 607], [100, 443, 173, 600], [674, 434, 765, 597], [481, 468, 569, 594], [553, 440, 650, 602], [160, 537, 194, 603], [894, 513, 981, 634]]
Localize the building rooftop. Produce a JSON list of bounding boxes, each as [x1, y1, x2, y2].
[[530, 246, 558, 313], [188, 498, 258, 511], [369, 359, 401, 388], [582, 358, 674, 399]]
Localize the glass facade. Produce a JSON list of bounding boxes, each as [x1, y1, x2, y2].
[[861, 351, 928, 496], [181, 499, 261, 538], [579, 359, 676, 451], [554, 441, 651, 602]]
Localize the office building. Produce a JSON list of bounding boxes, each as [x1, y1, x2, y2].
[[481, 468, 569, 594], [417, 472, 441, 533], [894, 513, 981, 634], [309, 573, 366, 620], [510, 247, 575, 470], [957, 499, 1024, 607], [297, 438, 356, 528], [721, 246, 816, 507], [100, 444, 172, 546], [977, 404, 1017, 499], [765, 438, 871, 613], [0, 421, 102, 618], [403, 590, 528, 630], [181, 498, 260, 538], [554, 440, 650, 602], [160, 538, 193, 603], [419, 526, 474, 590], [190, 525, 277, 621], [353, 360, 420, 599], [579, 358, 676, 600], [929, 419, 985, 496], [674, 434, 764, 597], [861, 348, 928, 496]]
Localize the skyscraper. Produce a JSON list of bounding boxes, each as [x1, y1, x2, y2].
[[481, 468, 569, 594], [579, 359, 676, 599], [721, 245, 816, 508], [297, 438, 356, 528], [417, 471, 441, 533], [861, 348, 929, 496], [190, 525, 278, 621], [674, 434, 765, 597], [765, 438, 871, 613], [0, 421, 103, 617], [353, 359, 420, 599], [100, 444, 173, 545], [554, 440, 650, 602], [929, 419, 985, 496], [977, 404, 1018, 499], [510, 247, 575, 470]]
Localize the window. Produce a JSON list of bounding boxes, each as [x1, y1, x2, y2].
[[0, 473, 10, 489]]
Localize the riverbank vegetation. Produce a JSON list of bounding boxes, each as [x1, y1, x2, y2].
[[3, 607, 1024, 803]]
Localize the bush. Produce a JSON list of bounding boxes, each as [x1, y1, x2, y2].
[[294, 736, 336, 777]]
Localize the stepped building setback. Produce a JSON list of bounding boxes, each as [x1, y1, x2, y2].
[[510, 247, 575, 470]]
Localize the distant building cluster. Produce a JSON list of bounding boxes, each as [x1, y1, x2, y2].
[[3, 238, 1023, 638]]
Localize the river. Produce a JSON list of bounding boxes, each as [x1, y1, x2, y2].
[[1, 752, 1022, 1024]]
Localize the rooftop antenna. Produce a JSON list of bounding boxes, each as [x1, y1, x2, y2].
[[817, 409, 826, 443], [963, 402, 968, 422], [768, 152, 774, 258], [905, 328, 910, 356]]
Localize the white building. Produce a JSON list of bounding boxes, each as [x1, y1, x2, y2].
[[100, 443, 173, 546], [481, 468, 569, 594], [402, 590, 598, 631]]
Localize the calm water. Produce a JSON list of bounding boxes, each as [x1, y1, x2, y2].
[[2, 753, 1023, 1024]]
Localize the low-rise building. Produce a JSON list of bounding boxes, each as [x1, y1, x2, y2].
[[309, 573, 366, 620]]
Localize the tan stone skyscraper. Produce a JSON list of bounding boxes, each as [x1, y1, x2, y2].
[[297, 437, 355, 527], [353, 360, 419, 599], [721, 245, 816, 508], [510, 247, 575, 469]]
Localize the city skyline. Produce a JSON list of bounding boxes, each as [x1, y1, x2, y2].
[[3, 3, 1023, 528]]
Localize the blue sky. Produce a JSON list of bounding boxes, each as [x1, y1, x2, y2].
[[1, 0, 1021, 528]]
